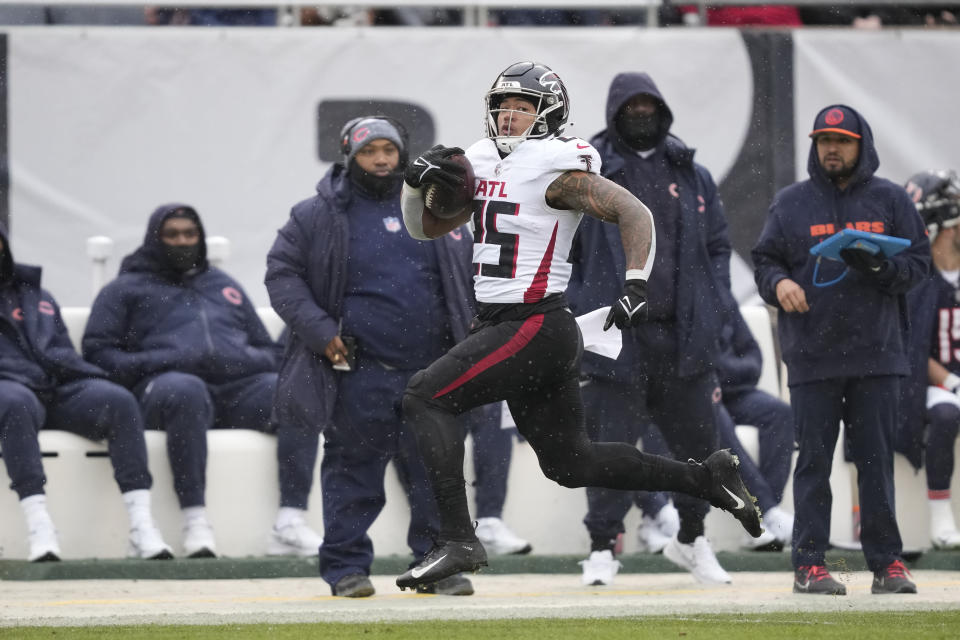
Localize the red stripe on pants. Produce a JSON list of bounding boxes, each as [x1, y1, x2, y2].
[[432, 314, 545, 399]]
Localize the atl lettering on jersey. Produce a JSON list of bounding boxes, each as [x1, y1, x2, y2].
[[474, 180, 509, 199], [465, 137, 601, 305]]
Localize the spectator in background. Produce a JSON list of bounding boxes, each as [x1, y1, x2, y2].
[[753, 104, 929, 595], [672, 4, 802, 26], [713, 308, 795, 552], [0, 5, 146, 24], [0, 224, 172, 561], [265, 116, 477, 598], [900, 169, 960, 550], [567, 71, 740, 586], [798, 5, 959, 27], [368, 8, 462, 25], [83, 205, 322, 560], [490, 9, 606, 25], [145, 7, 277, 25]]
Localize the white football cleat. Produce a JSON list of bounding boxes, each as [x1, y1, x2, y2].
[[27, 523, 61, 562], [475, 517, 532, 555], [183, 520, 217, 558], [636, 515, 672, 553], [655, 502, 680, 536], [763, 506, 794, 546], [128, 524, 174, 560], [932, 528, 960, 550], [267, 520, 323, 557], [579, 549, 621, 586], [663, 536, 731, 585], [741, 527, 782, 552], [637, 502, 680, 554], [930, 499, 960, 550]]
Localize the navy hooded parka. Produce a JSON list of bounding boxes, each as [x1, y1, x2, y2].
[[568, 72, 736, 379], [83, 204, 278, 389], [265, 163, 475, 433]]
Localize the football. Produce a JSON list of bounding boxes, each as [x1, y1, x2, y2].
[[423, 154, 476, 219]]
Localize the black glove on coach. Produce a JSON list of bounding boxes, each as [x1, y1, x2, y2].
[[405, 145, 466, 190], [839, 246, 889, 275], [604, 279, 648, 331]]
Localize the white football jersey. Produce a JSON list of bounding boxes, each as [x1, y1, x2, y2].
[[465, 136, 601, 304]]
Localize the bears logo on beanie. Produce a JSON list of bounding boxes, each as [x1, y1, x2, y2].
[[339, 117, 406, 166]]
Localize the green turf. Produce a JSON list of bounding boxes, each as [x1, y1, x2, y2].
[[3, 611, 960, 639]]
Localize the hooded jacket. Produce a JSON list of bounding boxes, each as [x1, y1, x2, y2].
[[0, 223, 105, 390], [568, 72, 736, 379], [83, 204, 278, 388], [265, 164, 476, 433], [752, 105, 930, 385]]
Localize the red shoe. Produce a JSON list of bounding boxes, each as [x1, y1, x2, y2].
[[872, 559, 917, 594], [793, 565, 846, 595]]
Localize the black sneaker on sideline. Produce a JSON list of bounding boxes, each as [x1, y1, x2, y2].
[[333, 573, 375, 598], [703, 449, 763, 538], [793, 565, 847, 595], [415, 573, 475, 596], [396, 540, 488, 591], [872, 560, 917, 594]]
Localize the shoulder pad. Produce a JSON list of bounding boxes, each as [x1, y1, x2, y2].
[[544, 137, 601, 175]]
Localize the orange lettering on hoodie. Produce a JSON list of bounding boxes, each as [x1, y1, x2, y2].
[[810, 224, 836, 237]]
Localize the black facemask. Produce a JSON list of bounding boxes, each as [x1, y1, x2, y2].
[[350, 166, 403, 201], [617, 113, 662, 151], [164, 244, 202, 273]]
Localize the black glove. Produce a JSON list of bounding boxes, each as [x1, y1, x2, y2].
[[405, 145, 466, 190], [604, 279, 648, 331], [839, 246, 888, 275]]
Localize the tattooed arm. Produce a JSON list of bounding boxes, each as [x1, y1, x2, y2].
[[546, 170, 656, 278]]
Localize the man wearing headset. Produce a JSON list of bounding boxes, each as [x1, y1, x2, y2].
[[266, 116, 483, 598]]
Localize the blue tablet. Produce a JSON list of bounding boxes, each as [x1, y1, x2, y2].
[[809, 228, 911, 262]]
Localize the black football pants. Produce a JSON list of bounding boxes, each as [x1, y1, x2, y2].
[[403, 302, 710, 541]]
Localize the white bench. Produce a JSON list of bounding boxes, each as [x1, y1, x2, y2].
[[1, 306, 957, 559]]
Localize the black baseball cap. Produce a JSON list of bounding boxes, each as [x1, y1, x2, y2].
[[809, 105, 862, 140]]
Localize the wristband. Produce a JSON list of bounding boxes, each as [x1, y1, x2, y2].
[[625, 269, 647, 282], [943, 373, 960, 391]]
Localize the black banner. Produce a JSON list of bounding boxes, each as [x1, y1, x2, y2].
[[719, 31, 795, 265]]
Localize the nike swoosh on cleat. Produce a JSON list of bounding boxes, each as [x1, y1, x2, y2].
[[722, 485, 745, 510], [410, 554, 447, 579]]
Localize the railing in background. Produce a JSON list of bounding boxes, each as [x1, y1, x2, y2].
[[0, 0, 952, 29]]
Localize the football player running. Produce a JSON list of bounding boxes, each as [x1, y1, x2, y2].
[[397, 61, 762, 591]]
